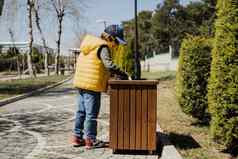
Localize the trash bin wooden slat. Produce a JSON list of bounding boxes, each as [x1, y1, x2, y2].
[[129, 88, 136, 150], [118, 89, 124, 149], [141, 88, 148, 149], [135, 87, 142, 149], [109, 80, 158, 151], [109, 88, 118, 148], [148, 86, 157, 150], [124, 88, 130, 149]]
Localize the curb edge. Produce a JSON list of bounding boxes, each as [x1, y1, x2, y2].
[[157, 125, 183, 159]]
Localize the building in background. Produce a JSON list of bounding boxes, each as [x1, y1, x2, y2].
[[141, 46, 178, 72], [0, 42, 54, 55]]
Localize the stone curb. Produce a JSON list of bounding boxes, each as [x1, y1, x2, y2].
[[0, 75, 73, 107], [157, 125, 183, 159]]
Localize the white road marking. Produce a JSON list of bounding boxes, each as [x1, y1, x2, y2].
[[24, 130, 47, 159], [1, 103, 54, 117]]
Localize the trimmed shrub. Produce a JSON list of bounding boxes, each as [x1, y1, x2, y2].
[[112, 42, 134, 75], [176, 36, 212, 121], [208, 0, 238, 153]]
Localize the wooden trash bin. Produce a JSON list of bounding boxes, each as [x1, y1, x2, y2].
[[109, 80, 158, 152]]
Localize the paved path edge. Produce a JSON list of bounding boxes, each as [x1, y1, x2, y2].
[[157, 125, 183, 159], [0, 75, 73, 107]]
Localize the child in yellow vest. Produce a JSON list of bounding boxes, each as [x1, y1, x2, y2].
[[72, 24, 128, 149]]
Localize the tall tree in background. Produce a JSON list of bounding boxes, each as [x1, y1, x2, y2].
[[186, 0, 217, 36], [123, 11, 153, 60], [27, 0, 35, 77], [33, 0, 50, 76], [137, 11, 153, 59], [50, 0, 64, 75], [152, 0, 189, 56], [49, 0, 81, 75], [123, 0, 217, 59]]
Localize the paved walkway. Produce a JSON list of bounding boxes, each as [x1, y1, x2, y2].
[[0, 80, 159, 159]]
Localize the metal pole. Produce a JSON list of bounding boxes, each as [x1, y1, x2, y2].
[[134, 0, 141, 79]]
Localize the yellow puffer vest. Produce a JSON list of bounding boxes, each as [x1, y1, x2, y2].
[[73, 34, 110, 92]]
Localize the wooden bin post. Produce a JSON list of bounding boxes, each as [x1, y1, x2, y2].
[[109, 80, 158, 152]]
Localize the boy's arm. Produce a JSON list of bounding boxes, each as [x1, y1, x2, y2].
[[99, 46, 128, 79]]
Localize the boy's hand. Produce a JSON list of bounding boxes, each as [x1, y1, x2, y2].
[[116, 72, 129, 80]]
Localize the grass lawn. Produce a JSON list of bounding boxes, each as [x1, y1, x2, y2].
[[0, 75, 70, 100], [142, 71, 233, 159]]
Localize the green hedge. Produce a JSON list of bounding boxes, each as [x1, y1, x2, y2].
[[112, 43, 134, 75], [176, 36, 212, 121], [208, 0, 238, 153]]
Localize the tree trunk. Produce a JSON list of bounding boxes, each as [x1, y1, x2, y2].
[[45, 53, 49, 75], [22, 55, 25, 73], [0, 0, 4, 16], [17, 56, 20, 76], [55, 16, 63, 75], [33, 2, 49, 76], [27, 0, 35, 77]]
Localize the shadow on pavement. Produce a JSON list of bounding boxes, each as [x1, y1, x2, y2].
[[221, 146, 238, 158], [7, 110, 72, 133], [167, 132, 201, 150], [35, 87, 77, 97]]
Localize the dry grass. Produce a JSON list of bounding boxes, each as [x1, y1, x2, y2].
[[0, 75, 69, 100], [142, 71, 235, 159]]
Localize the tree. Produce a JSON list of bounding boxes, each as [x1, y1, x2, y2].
[[33, 0, 50, 75], [123, 11, 154, 61], [49, 0, 81, 75], [137, 11, 153, 60], [152, 0, 191, 56], [8, 27, 22, 75], [0, 0, 4, 16], [27, 0, 35, 77], [186, 0, 217, 37], [208, 0, 238, 156]]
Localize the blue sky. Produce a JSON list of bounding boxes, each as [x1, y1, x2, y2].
[[0, 0, 198, 54], [84, 0, 161, 35]]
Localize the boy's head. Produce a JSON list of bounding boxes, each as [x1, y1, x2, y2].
[[101, 24, 126, 48]]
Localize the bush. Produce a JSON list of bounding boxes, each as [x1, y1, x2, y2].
[[32, 47, 43, 64], [112, 41, 134, 75], [176, 35, 212, 121], [208, 0, 238, 153]]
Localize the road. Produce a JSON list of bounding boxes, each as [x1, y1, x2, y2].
[[0, 80, 158, 159]]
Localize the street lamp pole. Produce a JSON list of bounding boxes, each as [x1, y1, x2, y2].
[[134, 0, 141, 79]]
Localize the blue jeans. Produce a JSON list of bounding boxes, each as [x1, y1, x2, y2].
[[74, 89, 101, 141]]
